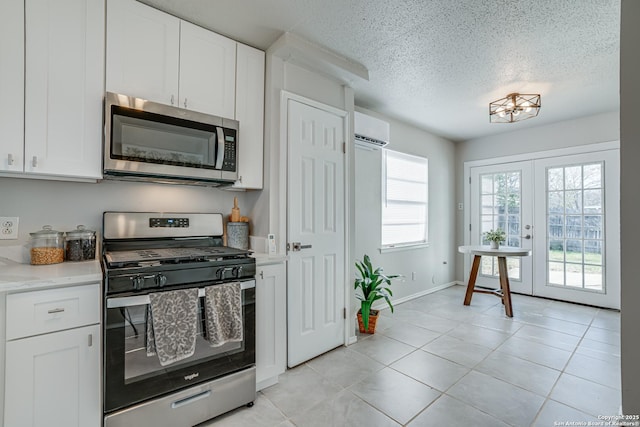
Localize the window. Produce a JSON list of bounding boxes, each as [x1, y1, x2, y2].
[[382, 150, 428, 248]]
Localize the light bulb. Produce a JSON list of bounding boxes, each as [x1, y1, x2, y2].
[[522, 101, 532, 113]]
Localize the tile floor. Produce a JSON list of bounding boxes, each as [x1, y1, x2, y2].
[[204, 285, 621, 427]]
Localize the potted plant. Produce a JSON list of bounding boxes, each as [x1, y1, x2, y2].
[[484, 228, 506, 249], [354, 254, 399, 334]]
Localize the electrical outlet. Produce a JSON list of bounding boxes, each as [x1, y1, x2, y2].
[[0, 217, 19, 239], [457, 203, 464, 211]]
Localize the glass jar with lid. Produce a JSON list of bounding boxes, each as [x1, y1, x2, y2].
[[65, 225, 96, 261], [29, 225, 65, 265]]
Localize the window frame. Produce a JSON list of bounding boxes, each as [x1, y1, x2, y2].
[[380, 149, 429, 252]]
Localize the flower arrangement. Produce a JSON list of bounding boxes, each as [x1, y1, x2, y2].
[[483, 228, 506, 248]]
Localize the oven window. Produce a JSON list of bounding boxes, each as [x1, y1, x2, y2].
[[104, 286, 255, 413], [110, 106, 218, 169], [121, 301, 243, 384]]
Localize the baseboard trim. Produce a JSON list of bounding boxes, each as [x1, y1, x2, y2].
[[372, 281, 461, 311]]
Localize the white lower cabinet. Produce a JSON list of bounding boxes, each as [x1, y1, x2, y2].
[[3, 284, 101, 427], [255, 262, 286, 390], [4, 324, 101, 427]]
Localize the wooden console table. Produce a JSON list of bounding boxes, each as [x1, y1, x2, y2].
[[458, 245, 531, 317]]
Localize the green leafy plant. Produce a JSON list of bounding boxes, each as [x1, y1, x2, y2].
[[483, 228, 506, 243], [354, 254, 399, 331]]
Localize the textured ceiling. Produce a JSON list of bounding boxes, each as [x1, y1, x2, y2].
[[141, 0, 620, 142]]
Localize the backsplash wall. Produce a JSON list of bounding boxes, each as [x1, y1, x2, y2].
[[0, 177, 256, 251]]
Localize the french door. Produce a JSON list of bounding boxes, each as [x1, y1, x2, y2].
[[532, 150, 620, 308], [469, 149, 620, 309], [470, 161, 534, 295]]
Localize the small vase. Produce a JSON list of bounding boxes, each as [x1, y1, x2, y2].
[[490, 241, 499, 249]]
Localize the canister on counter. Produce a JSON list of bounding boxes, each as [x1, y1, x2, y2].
[[29, 225, 65, 265], [227, 222, 249, 250], [65, 225, 96, 261]]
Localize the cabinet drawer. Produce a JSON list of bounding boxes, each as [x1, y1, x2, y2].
[[6, 283, 100, 340]]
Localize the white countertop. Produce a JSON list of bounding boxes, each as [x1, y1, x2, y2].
[[0, 259, 102, 293], [251, 252, 288, 266]]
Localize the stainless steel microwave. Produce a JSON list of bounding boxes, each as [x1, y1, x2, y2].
[[104, 92, 239, 186]]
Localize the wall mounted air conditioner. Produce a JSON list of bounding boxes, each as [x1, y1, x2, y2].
[[354, 111, 390, 148]]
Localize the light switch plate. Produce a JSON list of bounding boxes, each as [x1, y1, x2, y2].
[[0, 217, 19, 239]]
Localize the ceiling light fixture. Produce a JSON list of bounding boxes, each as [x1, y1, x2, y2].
[[489, 93, 541, 123]]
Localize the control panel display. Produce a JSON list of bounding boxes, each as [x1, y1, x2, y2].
[[149, 218, 190, 228]]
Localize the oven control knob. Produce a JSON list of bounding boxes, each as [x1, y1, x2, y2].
[[232, 266, 243, 278], [156, 273, 167, 287], [216, 267, 234, 280], [131, 275, 144, 290]]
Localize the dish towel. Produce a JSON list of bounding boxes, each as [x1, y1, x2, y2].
[[146, 288, 199, 366], [204, 282, 243, 347]]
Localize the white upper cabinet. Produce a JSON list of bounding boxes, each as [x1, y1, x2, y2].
[[0, 0, 24, 173], [106, 0, 265, 189], [24, 0, 104, 179], [107, 0, 237, 118], [106, 0, 180, 106], [0, 0, 103, 179], [179, 21, 236, 118], [232, 44, 265, 190]]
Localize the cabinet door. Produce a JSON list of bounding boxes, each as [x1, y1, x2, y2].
[[179, 20, 236, 118], [232, 44, 265, 189], [4, 324, 101, 427], [256, 263, 286, 387], [0, 0, 24, 173], [106, 0, 180, 105], [24, 0, 104, 179]]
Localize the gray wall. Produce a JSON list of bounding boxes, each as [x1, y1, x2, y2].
[[454, 111, 619, 280], [354, 107, 457, 305], [0, 177, 254, 256], [620, 0, 639, 414]]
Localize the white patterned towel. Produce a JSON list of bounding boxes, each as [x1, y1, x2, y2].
[[204, 282, 243, 347], [146, 288, 199, 366]]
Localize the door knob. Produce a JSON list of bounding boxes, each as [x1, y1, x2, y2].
[[289, 242, 313, 252], [522, 234, 532, 239]]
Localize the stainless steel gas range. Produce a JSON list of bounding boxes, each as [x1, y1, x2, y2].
[[101, 212, 256, 427]]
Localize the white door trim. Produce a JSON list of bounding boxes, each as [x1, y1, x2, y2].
[[279, 90, 352, 350]]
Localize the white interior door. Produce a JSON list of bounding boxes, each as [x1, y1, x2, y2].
[[470, 161, 534, 294], [287, 99, 345, 367], [533, 150, 620, 308]]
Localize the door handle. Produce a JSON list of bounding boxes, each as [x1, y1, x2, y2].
[[289, 242, 313, 252], [522, 234, 532, 239]]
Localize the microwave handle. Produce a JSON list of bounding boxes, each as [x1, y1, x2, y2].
[[106, 280, 256, 309], [215, 126, 225, 169]]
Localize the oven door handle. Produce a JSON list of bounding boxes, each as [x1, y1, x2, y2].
[[106, 280, 256, 309]]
